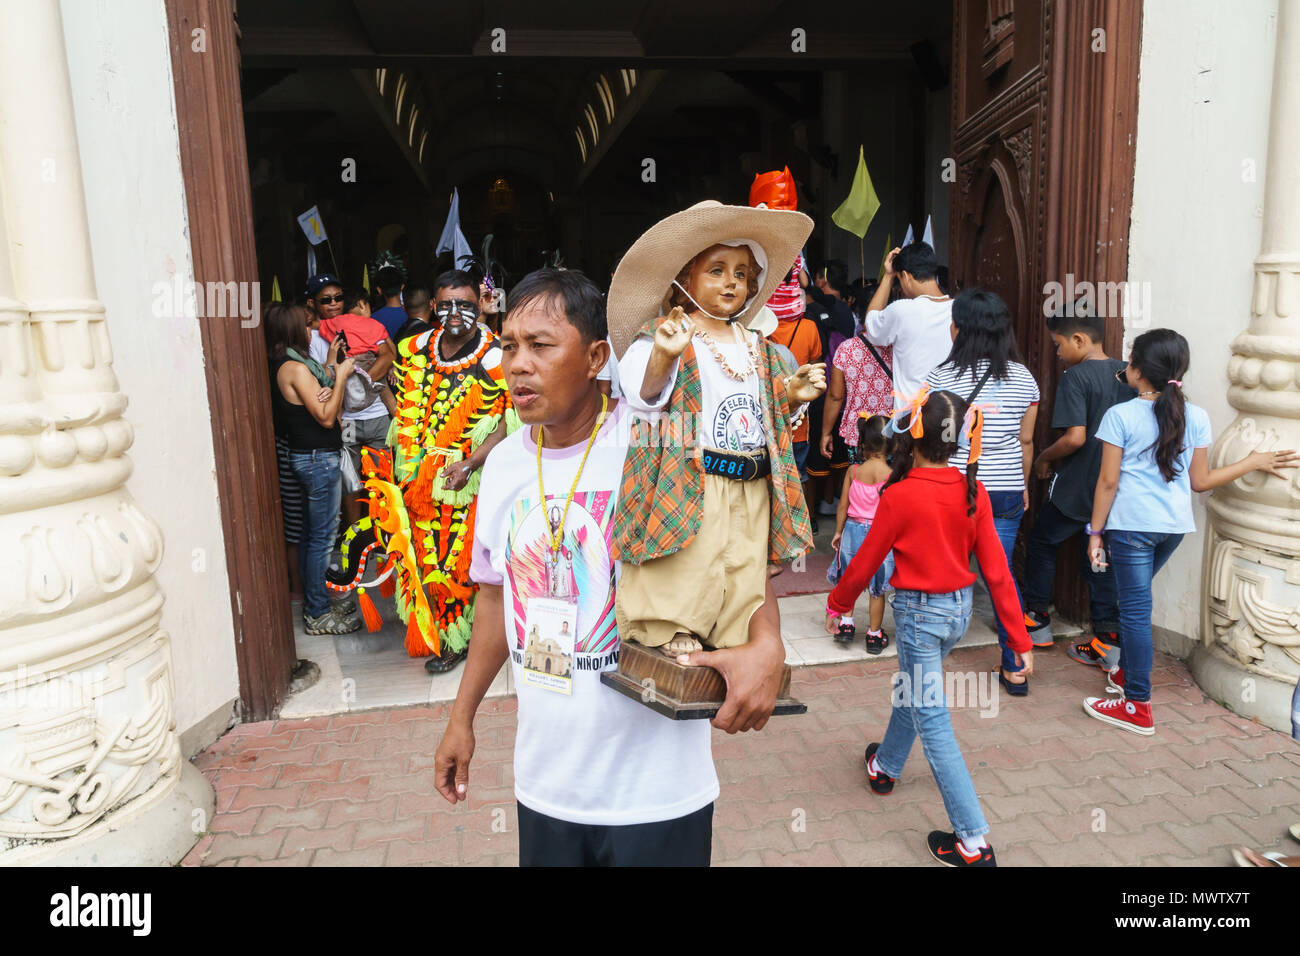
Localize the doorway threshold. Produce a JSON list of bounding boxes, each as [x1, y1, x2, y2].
[[278, 585, 1079, 720]]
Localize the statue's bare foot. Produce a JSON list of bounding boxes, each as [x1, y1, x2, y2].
[[660, 633, 703, 658]]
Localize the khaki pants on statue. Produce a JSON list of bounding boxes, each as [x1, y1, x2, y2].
[[617, 473, 770, 650]]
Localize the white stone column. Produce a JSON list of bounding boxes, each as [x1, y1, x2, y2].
[[1196, 0, 1300, 731], [0, 0, 212, 864]]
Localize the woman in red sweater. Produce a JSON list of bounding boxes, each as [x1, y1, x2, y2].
[[825, 388, 1033, 867]]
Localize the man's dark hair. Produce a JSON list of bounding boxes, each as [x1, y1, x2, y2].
[[434, 269, 478, 297], [344, 288, 369, 313], [1045, 307, 1106, 344], [820, 259, 850, 295], [893, 242, 939, 282], [508, 268, 607, 344], [376, 266, 405, 297], [404, 284, 431, 314]]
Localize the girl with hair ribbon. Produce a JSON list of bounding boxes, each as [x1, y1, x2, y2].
[[825, 386, 1033, 867]]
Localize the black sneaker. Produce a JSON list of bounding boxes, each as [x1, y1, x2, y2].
[[864, 742, 895, 795], [834, 622, 855, 645], [424, 648, 467, 674], [927, 830, 997, 867]]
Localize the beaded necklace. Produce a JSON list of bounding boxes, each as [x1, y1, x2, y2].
[[693, 321, 759, 381], [432, 326, 492, 373]]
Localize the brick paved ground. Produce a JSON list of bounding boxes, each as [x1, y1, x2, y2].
[[182, 645, 1300, 866]]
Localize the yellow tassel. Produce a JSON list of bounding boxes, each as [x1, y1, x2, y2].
[[358, 587, 383, 633]]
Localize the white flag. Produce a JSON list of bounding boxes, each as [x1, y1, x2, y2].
[[436, 188, 474, 269], [902, 224, 914, 247], [922, 215, 934, 249], [297, 206, 328, 246]]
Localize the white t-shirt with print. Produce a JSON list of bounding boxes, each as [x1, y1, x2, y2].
[[620, 331, 766, 452], [469, 401, 718, 826], [864, 296, 954, 409]]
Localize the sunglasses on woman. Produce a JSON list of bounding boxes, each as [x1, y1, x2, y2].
[[1114, 366, 1129, 384]]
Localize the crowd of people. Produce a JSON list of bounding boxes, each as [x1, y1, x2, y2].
[[263, 175, 1300, 868]]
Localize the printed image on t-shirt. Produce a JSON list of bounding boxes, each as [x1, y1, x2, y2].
[[504, 490, 619, 661], [713, 393, 766, 451]]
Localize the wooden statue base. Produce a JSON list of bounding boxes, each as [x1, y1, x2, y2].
[[599, 640, 807, 720]]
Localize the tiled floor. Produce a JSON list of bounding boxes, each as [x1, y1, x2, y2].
[[184, 645, 1300, 867]]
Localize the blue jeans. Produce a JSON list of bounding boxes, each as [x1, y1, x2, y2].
[[876, 587, 988, 841], [1105, 529, 1184, 703], [827, 518, 894, 597], [289, 448, 342, 619], [980, 490, 1027, 673], [1023, 499, 1120, 633]]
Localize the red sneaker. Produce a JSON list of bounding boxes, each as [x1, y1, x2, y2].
[[1106, 667, 1125, 694], [1083, 695, 1153, 735]]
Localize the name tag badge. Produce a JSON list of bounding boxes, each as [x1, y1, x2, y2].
[[522, 597, 579, 696]]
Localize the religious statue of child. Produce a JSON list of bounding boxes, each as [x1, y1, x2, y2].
[[610, 200, 825, 658]]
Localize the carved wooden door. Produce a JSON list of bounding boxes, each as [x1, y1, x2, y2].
[[951, 0, 1142, 624]]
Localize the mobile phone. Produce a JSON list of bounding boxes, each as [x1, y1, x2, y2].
[[333, 330, 349, 354]]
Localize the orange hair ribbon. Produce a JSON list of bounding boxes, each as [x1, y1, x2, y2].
[[964, 402, 997, 464], [966, 407, 985, 464], [890, 384, 931, 438]]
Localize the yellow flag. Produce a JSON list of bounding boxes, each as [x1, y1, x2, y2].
[[362, 264, 371, 294], [831, 145, 881, 239], [877, 234, 892, 282], [270, 275, 283, 302]]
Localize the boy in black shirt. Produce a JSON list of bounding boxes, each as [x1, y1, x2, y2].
[[1023, 311, 1134, 668]]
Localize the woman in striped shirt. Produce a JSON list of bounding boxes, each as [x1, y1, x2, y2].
[[926, 289, 1039, 695]]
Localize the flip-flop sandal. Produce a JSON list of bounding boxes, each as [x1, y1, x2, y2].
[[864, 630, 887, 655], [994, 666, 1029, 697], [1231, 847, 1297, 867], [1290, 823, 1300, 845]]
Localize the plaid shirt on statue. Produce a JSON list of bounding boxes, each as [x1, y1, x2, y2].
[[613, 315, 814, 566]]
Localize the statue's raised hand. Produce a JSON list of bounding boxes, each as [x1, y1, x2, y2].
[[787, 362, 827, 404], [652, 306, 694, 358]]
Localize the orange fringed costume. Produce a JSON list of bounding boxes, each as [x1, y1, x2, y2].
[[360, 325, 519, 657]]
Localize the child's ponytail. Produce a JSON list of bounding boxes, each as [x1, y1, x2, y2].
[[1130, 329, 1190, 482], [965, 459, 980, 517], [884, 432, 915, 490]]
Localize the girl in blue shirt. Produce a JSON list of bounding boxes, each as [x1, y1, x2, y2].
[[1085, 329, 1297, 735]]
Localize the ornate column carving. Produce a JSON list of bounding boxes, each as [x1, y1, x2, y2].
[[0, 0, 209, 863], [1199, 0, 1300, 730]]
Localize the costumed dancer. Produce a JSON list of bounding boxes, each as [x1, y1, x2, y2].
[[610, 200, 826, 658], [331, 283, 520, 673]]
